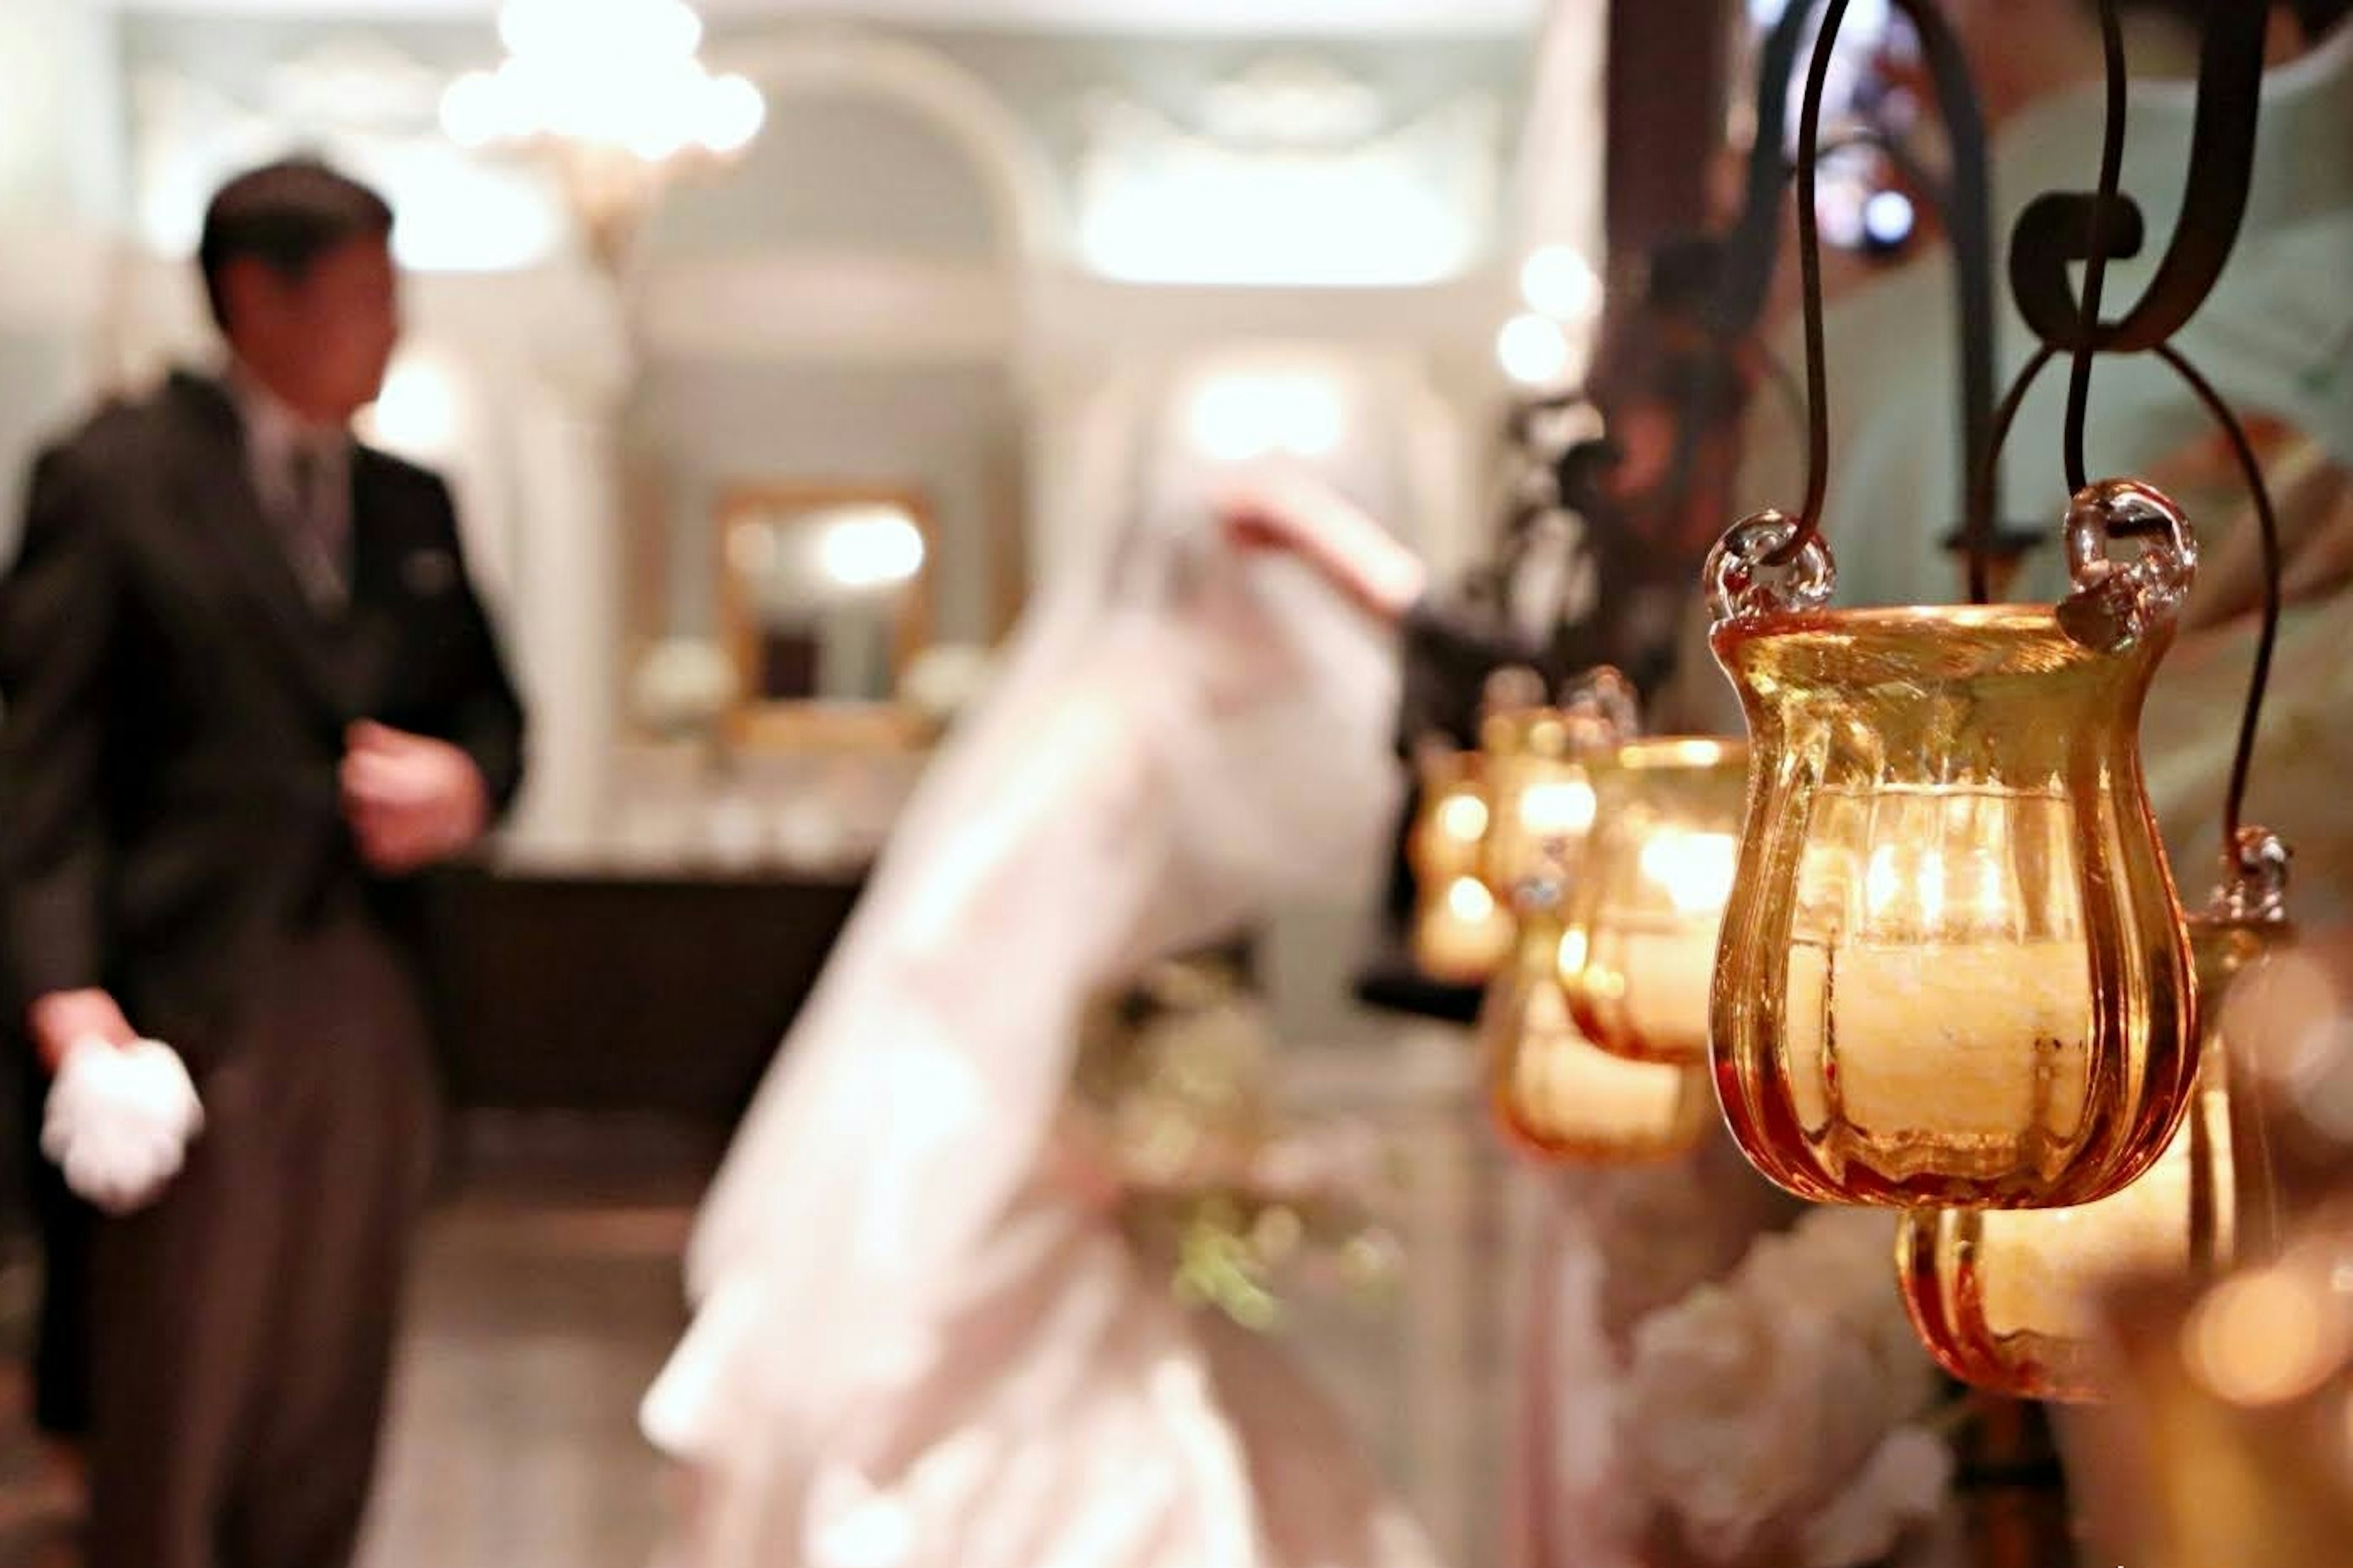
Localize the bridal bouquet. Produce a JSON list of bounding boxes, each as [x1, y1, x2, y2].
[[1616, 1205, 1960, 1568], [1069, 958, 1401, 1329]]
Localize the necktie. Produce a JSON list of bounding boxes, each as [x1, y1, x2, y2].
[[284, 441, 347, 608]]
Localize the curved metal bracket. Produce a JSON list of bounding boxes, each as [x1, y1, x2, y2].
[[2008, 7, 2269, 354]]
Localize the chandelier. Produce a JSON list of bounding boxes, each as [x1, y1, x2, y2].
[[439, 0, 766, 271]]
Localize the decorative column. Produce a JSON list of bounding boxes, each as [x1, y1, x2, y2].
[[384, 267, 634, 865], [493, 270, 633, 863]]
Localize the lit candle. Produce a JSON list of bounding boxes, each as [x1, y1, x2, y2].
[[1783, 938, 2096, 1159], [1975, 1104, 2207, 1344], [1479, 703, 1607, 897], [1485, 763, 1597, 896], [1414, 874, 1514, 983], [1410, 749, 1491, 886], [1896, 915, 2281, 1402], [1573, 827, 1739, 1061], [1489, 945, 1710, 1163], [1563, 737, 1745, 1066]]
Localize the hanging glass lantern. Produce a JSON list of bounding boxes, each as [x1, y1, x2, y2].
[[1406, 743, 1512, 983], [1477, 668, 1703, 1161], [1560, 738, 1747, 1064], [1704, 482, 2201, 1208], [1483, 832, 1713, 1167], [1485, 905, 1714, 1163], [1898, 838, 2294, 1402], [1477, 706, 1597, 902]]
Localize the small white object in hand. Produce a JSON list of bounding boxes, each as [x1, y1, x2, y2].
[[42, 1036, 205, 1216]]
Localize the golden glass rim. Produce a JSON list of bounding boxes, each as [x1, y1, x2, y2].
[[1708, 600, 2168, 680], [1482, 707, 1574, 757], [1727, 603, 2063, 635], [1610, 735, 1748, 771]]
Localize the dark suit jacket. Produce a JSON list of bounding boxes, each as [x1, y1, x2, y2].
[[0, 370, 525, 1060]]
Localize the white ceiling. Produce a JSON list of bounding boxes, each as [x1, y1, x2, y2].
[[113, 0, 1547, 36]]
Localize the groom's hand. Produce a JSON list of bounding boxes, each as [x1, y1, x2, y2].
[[341, 721, 491, 875], [28, 989, 135, 1076]]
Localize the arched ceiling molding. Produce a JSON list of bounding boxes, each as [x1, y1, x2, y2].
[[717, 28, 1064, 265]]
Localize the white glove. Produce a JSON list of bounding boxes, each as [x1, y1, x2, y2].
[[42, 1036, 206, 1216]]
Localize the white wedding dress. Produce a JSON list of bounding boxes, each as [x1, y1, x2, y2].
[[640, 501, 1439, 1568]]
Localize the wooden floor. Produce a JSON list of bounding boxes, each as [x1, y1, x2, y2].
[[0, 1025, 1523, 1568]]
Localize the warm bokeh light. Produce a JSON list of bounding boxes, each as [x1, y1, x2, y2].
[[1185, 371, 1347, 463], [440, 1, 767, 164], [2186, 1267, 2347, 1407], [816, 507, 926, 591], [358, 354, 463, 463], [1518, 243, 1599, 320], [1562, 738, 1746, 1066], [1496, 312, 1572, 388]]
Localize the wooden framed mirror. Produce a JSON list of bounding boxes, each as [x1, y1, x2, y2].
[[716, 483, 936, 750]]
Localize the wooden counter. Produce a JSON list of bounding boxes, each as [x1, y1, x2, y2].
[[422, 867, 866, 1122]]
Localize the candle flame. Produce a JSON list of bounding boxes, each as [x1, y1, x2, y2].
[[1520, 777, 1597, 838], [1435, 792, 1489, 844], [1446, 876, 1496, 923], [1637, 829, 1739, 916]]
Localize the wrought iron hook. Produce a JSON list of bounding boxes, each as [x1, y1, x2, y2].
[[1990, 4, 2285, 869], [2008, 5, 2270, 357]]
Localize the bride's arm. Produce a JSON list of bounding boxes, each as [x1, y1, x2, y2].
[[1219, 479, 1561, 749], [1218, 479, 1428, 625]]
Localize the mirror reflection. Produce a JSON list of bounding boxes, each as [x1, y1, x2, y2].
[[719, 487, 932, 718]]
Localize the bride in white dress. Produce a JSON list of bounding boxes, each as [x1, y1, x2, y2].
[[638, 474, 1441, 1568]]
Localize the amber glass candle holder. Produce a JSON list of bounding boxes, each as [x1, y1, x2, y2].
[[1485, 898, 1713, 1164], [1407, 745, 1513, 983], [1704, 483, 2200, 1208], [1898, 895, 2293, 1402], [1560, 738, 1747, 1064], [1477, 706, 1597, 903]]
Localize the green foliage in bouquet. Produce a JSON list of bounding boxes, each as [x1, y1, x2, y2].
[[1070, 958, 1402, 1330]]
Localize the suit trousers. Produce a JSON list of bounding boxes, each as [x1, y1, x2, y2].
[[14, 1040, 94, 1437], [84, 912, 438, 1568]]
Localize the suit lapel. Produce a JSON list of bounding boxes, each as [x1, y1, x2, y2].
[[340, 451, 407, 713], [164, 373, 362, 727]]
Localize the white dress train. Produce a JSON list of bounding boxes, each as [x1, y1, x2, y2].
[[642, 523, 1439, 1568]]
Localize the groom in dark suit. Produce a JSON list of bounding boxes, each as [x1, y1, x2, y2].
[[0, 159, 525, 1568]]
